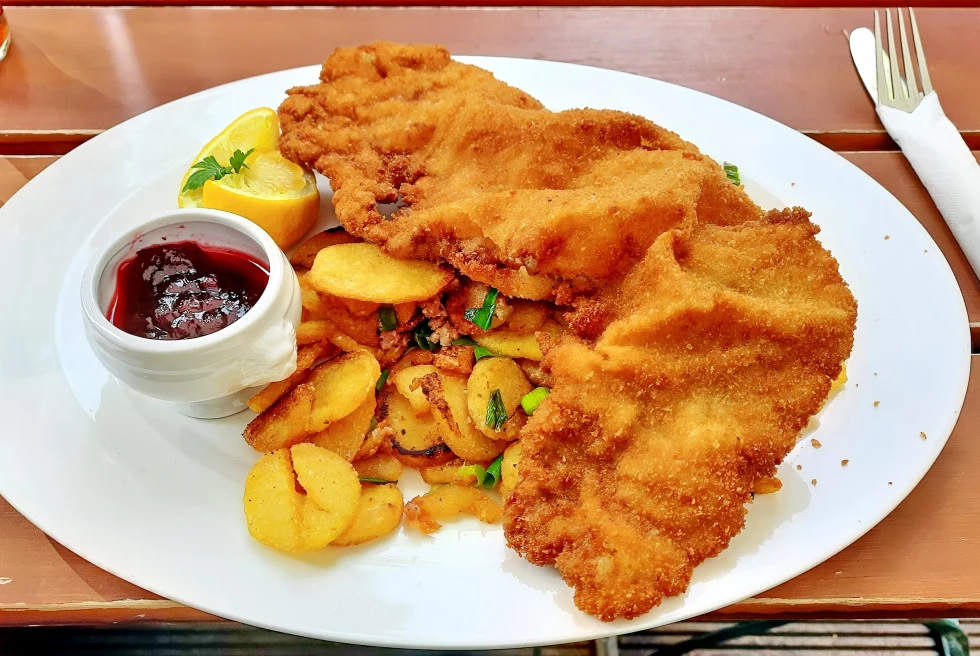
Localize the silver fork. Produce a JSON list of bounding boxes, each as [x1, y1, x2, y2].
[[874, 8, 933, 112]]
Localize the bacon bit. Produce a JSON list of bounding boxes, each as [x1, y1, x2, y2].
[[841, 459, 849, 467], [811, 479, 817, 486], [920, 431, 928, 440], [420, 298, 448, 319], [874, 401, 880, 407], [811, 438, 822, 448]]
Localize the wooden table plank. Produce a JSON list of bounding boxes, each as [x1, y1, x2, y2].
[[1, 151, 979, 623], [2, 7, 979, 154]]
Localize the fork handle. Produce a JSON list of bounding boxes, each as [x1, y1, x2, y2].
[[878, 94, 980, 280]]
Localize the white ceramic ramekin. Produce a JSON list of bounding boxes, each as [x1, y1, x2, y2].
[[80, 209, 302, 419]]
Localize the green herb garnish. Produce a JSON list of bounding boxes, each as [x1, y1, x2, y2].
[[376, 369, 390, 391], [359, 476, 396, 485], [520, 387, 550, 415], [459, 453, 504, 490], [452, 336, 497, 361], [378, 305, 397, 332], [723, 162, 740, 186], [182, 148, 255, 192], [463, 287, 499, 331], [369, 416, 378, 431], [485, 389, 508, 431], [414, 322, 437, 350]]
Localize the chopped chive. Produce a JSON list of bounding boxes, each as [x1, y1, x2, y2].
[[369, 417, 378, 431], [463, 287, 499, 331], [521, 387, 550, 415], [452, 336, 497, 361], [378, 305, 397, 332], [485, 389, 507, 431], [359, 476, 395, 485], [376, 369, 390, 391], [459, 463, 489, 488], [483, 454, 504, 490], [414, 322, 437, 350], [723, 162, 740, 186]]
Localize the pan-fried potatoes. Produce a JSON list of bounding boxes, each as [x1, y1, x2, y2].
[[248, 342, 331, 414], [419, 372, 508, 462], [309, 393, 376, 461], [473, 331, 543, 360], [419, 459, 483, 486], [353, 451, 403, 483], [503, 301, 549, 335], [306, 351, 381, 432], [289, 228, 359, 269], [404, 485, 503, 534], [333, 483, 404, 546], [308, 243, 453, 304], [499, 441, 522, 500], [244, 382, 315, 452], [384, 390, 455, 468], [243, 445, 360, 551], [393, 364, 438, 416], [466, 357, 532, 441]]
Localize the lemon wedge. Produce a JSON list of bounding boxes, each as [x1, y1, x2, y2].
[[202, 151, 320, 250], [178, 107, 280, 209], [177, 107, 319, 250]]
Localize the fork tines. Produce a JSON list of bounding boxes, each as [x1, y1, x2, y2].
[[874, 8, 933, 112]]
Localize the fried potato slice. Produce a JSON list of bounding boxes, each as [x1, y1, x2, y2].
[[404, 485, 503, 534], [384, 389, 455, 468], [307, 351, 381, 432], [393, 364, 438, 416], [289, 227, 360, 269], [419, 458, 484, 486], [243, 383, 315, 453], [309, 243, 453, 304], [354, 423, 391, 462], [332, 483, 404, 546], [309, 393, 376, 461], [504, 300, 549, 335], [247, 342, 331, 414], [290, 443, 361, 547], [390, 348, 435, 375], [473, 331, 543, 360], [296, 318, 370, 354], [353, 451, 403, 483], [467, 357, 533, 441], [418, 372, 508, 462], [243, 446, 360, 551], [499, 441, 522, 501], [243, 449, 304, 551], [445, 280, 512, 335]]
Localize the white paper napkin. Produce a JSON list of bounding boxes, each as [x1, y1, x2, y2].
[[878, 94, 980, 277]]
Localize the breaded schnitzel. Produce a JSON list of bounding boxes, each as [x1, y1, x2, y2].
[[279, 42, 760, 301], [278, 42, 857, 621], [506, 211, 856, 619]]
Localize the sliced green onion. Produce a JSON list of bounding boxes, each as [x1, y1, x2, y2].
[[459, 463, 489, 488], [483, 454, 504, 490], [378, 305, 397, 332], [521, 387, 550, 415], [485, 389, 507, 431], [376, 369, 390, 391], [369, 417, 378, 431], [452, 336, 497, 361], [723, 162, 740, 186], [463, 287, 499, 331], [359, 476, 396, 485], [414, 322, 437, 351]]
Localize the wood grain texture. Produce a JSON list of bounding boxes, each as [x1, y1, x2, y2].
[[0, 152, 978, 622], [1, 7, 979, 154]]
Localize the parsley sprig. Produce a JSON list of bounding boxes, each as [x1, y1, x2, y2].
[[182, 148, 255, 192]]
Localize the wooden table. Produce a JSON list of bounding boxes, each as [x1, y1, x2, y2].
[[2, 5, 979, 629]]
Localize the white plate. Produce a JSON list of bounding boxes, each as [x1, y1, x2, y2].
[[0, 57, 970, 649]]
